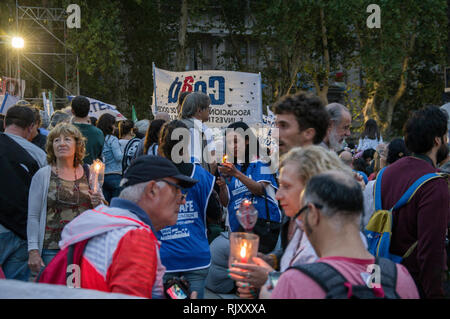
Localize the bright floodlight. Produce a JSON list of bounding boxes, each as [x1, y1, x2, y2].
[[11, 37, 24, 49]]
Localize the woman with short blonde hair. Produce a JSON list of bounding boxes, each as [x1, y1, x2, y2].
[[229, 145, 365, 299], [27, 123, 105, 275], [280, 145, 353, 183]]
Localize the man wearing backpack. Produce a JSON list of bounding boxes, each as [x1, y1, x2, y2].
[[38, 156, 198, 298], [378, 106, 449, 298], [268, 171, 419, 299]]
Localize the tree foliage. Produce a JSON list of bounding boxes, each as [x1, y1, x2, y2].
[[2, 0, 446, 137]]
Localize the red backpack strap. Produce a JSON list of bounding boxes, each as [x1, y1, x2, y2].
[[36, 239, 89, 286]]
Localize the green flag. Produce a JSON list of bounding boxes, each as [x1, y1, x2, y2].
[[132, 105, 138, 123]]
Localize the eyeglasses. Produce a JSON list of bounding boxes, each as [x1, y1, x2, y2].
[[156, 179, 187, 202], [294, 202, 323, 220]]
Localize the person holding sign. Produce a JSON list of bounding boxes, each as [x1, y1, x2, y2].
[[27, 123, 105, 275]]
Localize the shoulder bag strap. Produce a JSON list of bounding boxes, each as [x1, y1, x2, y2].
[[289, 262, 348, 295], [374, 167, 386, 211], [391, 173, 443, 258]]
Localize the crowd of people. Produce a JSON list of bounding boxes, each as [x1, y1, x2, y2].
[[0, 91, 449, 299]]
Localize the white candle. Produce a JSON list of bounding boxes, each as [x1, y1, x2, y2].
[[90, 160, 105, 193]]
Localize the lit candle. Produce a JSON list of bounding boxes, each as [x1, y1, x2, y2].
[[240, 241, 248, 263], [229, 232, 259, 268], [93, 162, 100, 192], [90, 159, 105, 193], [222, 154, 228, 163]]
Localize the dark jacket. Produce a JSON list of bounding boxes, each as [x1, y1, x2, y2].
[[0, 133, 40, 239]]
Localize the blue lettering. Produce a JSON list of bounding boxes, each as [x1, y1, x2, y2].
[[98, 102, 108, 111], [168, 77, 182, 103], [194, 81, 207, 94], [209, 76, 225, 105]]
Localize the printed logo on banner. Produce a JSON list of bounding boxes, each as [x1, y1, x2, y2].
[[153, 66, 263, 127], [168, 76, 225, 105]]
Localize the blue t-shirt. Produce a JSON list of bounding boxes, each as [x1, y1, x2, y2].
[[226, 161, 281, 232], [156, 164, 215, 272]]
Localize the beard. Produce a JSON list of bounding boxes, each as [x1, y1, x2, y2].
[[436, 141, 449, 165], [329, 129, 344, 152]]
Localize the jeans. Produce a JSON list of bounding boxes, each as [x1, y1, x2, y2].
[[0, 230, 30, 281], [102, 174, 122, 203], [163, 267, 210, 299], [41, 249, 59, 267]]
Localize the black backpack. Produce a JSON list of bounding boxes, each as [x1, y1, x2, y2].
[[288, 257, 400, 299]]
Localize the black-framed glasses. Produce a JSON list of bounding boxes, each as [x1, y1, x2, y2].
[[294, 202, 323, 220], [156, 179, 187, 202]]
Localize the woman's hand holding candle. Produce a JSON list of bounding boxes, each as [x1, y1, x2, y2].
[[228, 256, 274, 289]]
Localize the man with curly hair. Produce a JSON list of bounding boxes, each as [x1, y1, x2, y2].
[[273, 92, 330, 156]]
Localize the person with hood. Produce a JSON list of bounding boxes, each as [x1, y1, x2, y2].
[[42, 156, 198, 298]]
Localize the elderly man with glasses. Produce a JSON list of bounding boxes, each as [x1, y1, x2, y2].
[[38, 155, 198, 298], [266, 170, 419, 299]]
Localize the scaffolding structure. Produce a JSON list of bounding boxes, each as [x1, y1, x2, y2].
[[6, 1, 80, 108]]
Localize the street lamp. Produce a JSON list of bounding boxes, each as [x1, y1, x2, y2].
[[11, 36, 24, 49], [11, 36, 24, 98]]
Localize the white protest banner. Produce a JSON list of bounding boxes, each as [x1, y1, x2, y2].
[[152, 64, 263, 127], [0, 93, 20, 115], [67, 96, 126, 120]]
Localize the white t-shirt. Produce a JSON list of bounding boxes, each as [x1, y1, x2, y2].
[[357, 136, 383, 152], [189, 119, 216, 164]]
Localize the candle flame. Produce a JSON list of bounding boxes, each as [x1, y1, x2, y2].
[[94, 163, 101, 171], [222, 155, 228, 163], [240, 242, 247, 258]]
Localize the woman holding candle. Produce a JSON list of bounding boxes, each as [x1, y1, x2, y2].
[[228, 146, 357, 298], [27, 123, 105, 274], [97, 113, 123, 203], [217, 121, 281, 236]]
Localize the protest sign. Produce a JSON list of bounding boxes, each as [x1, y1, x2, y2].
[[0, 93, 20, 115], [152, 64, 263, 127], [67, 96, 126, 120]]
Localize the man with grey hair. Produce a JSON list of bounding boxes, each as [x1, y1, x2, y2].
[[321, 103, 352, 152], [41, 156, 198, 298], [180, 92, 217, 174], [268, 170, 419, 299]]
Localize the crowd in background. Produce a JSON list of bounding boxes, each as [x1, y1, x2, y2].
[[0, 91, 449, 300]]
